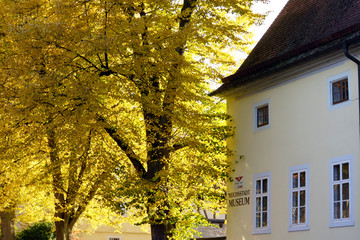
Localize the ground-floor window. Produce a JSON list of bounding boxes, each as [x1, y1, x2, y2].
[[108, 237, 121, 240], [329, 154, 354, 228], [253, 172, 271, 234], [288, 164, 310, 231]]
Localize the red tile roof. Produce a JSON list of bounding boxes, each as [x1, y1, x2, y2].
[[213, 0, 360, 95]]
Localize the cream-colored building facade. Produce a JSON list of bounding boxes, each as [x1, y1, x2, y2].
[[76, 222, 150, 240], [212, 0, 360, 239], [225, 48, 360, 240]]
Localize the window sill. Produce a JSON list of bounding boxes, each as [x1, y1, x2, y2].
[[288, 225, 310, 232], [329, 219, 354, 228], [328, 99, 351, 111], [254, 124, 270, 132], [253, 228, 271, 235]]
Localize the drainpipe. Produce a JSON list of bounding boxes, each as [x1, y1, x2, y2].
[[344, 41, 360, 122]]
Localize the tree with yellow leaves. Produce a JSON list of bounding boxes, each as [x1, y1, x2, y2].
[[0, 96, 49, 240], [0, 0, 265, 239]]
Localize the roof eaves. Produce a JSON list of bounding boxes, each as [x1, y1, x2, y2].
[[211, 28, 360, 97]]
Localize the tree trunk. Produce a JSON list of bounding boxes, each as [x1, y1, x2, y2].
[[151, 224, 166, 240], [151, 223, 175, 240], [54, 219, 73, 240], [0, 210, 15, 240]]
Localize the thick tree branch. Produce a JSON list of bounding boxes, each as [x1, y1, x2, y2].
[[133, 0, 196, 180], [97, 116, 146, 177], [66, 130, 92, 206], [70, 171, 107, 228], [47, 128, 66, 203], [155, 0, 198, 143], [176, 0, 197, 56], [171, 143, 187, 152], [104, 127, 146, 177]]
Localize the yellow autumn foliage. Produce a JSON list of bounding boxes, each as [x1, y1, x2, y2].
[[0, 0, 266, 239]]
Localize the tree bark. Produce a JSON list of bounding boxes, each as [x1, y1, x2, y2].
[[151, 224, 166, 240], [150, 223, 174, 240], [54, 218, 73, 240], [0, 210, 15, 240]]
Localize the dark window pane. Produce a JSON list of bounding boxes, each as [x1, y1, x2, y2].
[[342, 162, 349, 180], [262, 196, 267, 211], [342, 201, 350, 218], [292, 192, 298, 207], [262, 178, 268, 193], [333, 164, 340, 181], [256, 197, 261, 212], [256, 180, 261, 194], [334, 184, 340, 201], [334, 202, 340, 219], [292, 208, 298, 224], [292, 173, 298, 188], [300, 171, 306, 187], [256, 213, 261, 228], [342, 183, 349, 200], [300, 207, 306, 223], [333, 83, 341, 102], [262, 212, 267, 227], [300, 190, 306, 206]]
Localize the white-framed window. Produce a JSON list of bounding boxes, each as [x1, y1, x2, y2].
[[253, 172, 271, 234], [253, 99, 271, 132], [327, 71, 351, 111], [108, 237, 121, 240], [288, 164, 310, 232], [329, 154, 354, 228]]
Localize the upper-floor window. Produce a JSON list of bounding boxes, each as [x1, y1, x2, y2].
[[329, 155, 354, 228], [328, 71, 351, 110], [257, 105, 269, 127], [254, 99, 270, 131], [253, 172, 271, 234], [288, 164, 310, 232], [332, 78, 349, 104]]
